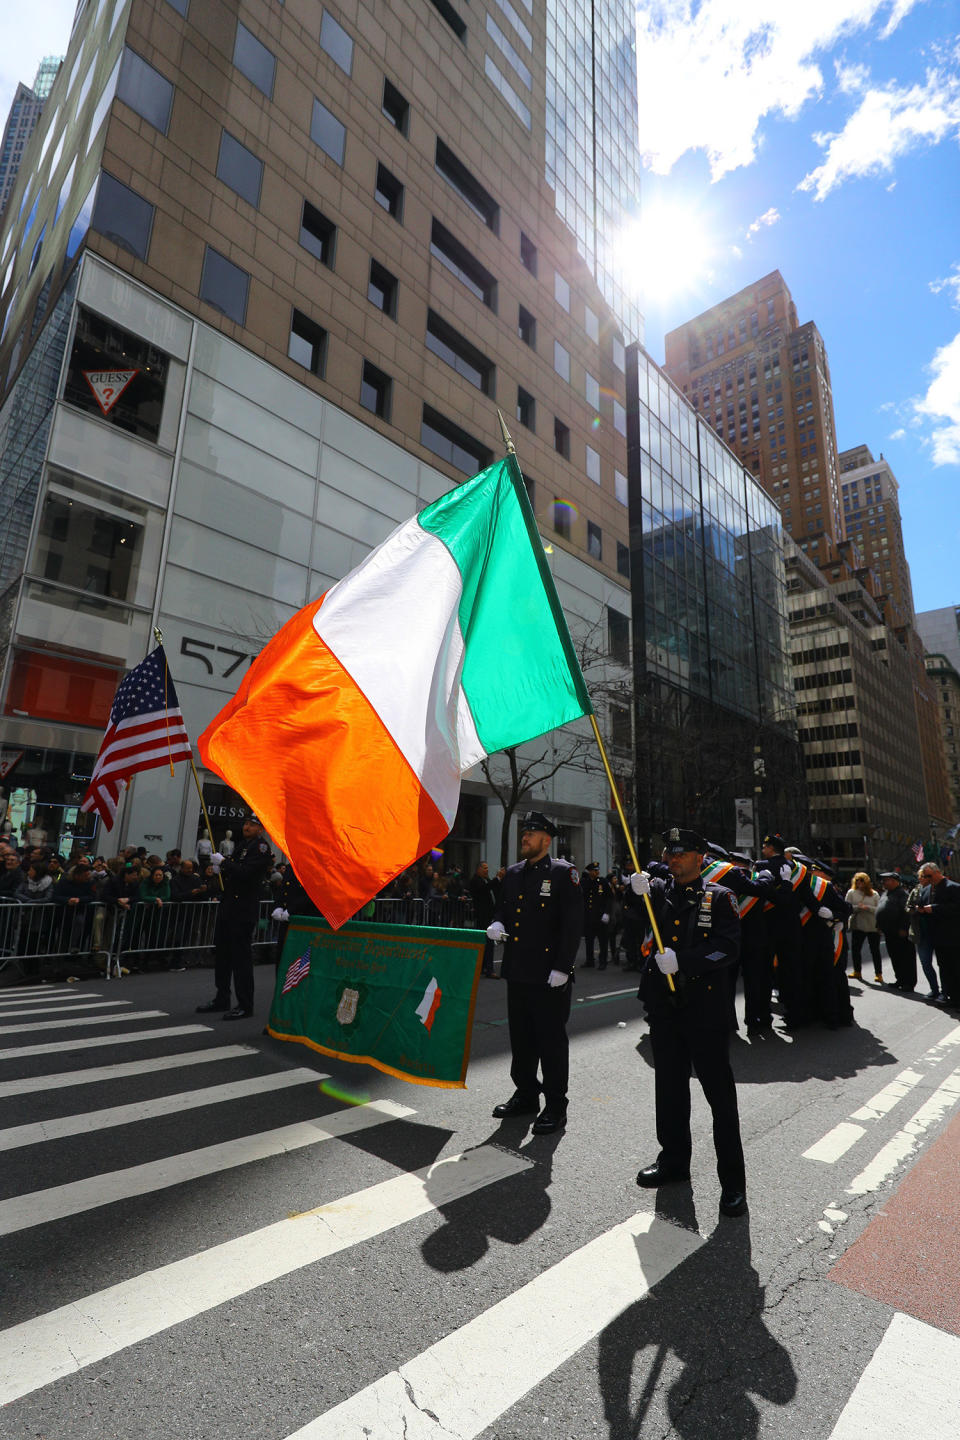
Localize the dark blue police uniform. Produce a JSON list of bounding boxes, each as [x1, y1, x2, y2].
[[209, 825, 272, 1015]]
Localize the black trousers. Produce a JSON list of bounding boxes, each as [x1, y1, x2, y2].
[[850, 930, 882, 976], [772, 927, 807, 1025], [649, 1008, 746, 1193], [884, 933, 917, 989], [213, 905, 256, 1010], [583, 923, 608, 966], [741, 934, 774, 1029], [506, 979, 572, 1109], [934, 942, 960, 1004]]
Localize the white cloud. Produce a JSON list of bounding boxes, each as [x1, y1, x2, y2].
[[634, 1, 920, 179], [930, 264, 960, 308], [914, 332, 960, 466], [835, 59, 871, 94], [746, 206, 781, 238], [798, 62, 960, 199], [888, 427, 907, 439]]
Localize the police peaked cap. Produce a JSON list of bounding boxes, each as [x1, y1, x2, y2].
[[763, 833, 787, 852], [662, 826, 706, 854], [730, 850, 754, 866], [705, 841, 730, 860], [519, 810, 558, 837], [584, 860, 600, 871], [814, 860, 836, 877], [243, 812, 263, 826]]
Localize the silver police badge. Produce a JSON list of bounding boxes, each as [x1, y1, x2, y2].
[[336, 986, 360, 1025]]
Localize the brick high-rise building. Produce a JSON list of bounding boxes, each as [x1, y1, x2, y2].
[[0, 0, 642, 866]]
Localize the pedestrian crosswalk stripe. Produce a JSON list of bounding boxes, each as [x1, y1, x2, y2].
[[827, 1312, 960, 1439], [0, 1067, 326, 1151], [287, 1209, 703, 1440], [0, 1097, 416, 1237], [0, 1024, 211, 1062], [0, 1142, 530, 1404], [803, 1122, 865, 1164], [0, 1000, 132, 1020], [0, 986, 74, 996], [0, 993, 108, 1008], [0, 1009, 168, 1036], [0, 1044, 258, 1099]]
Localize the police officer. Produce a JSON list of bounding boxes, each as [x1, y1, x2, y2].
[[196, 812, 273, 1019], [703, 846, 779, 1037], [582, 861, 612, 969], [487, 811, 583, 1134], [755, 833, 809, 1029], [630, 827, 747, 1218]]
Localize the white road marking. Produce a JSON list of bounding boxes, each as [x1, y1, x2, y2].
[[0, 1045, 258, 1099], [803, 1123, 865, 1164], [0, 1009, 167, 1036], [0, 993, 108, 1008], [851, 1069, 924, 1121], [575, 986, 638, 1002], [0, 1098, 417, 1236], [0, 1025, 211, 1061], [0, 1142, 529, 1404], [0, 1067, 327, 1151], [847, 1066, 960, 1195], [0, 1000, 131, 1020], [827, 1312, 960, 1439], [288, 1210, 703, 1440], [0, 986, 74, 997]]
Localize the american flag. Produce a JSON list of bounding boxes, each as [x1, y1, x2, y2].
[[912, 840, 924, 863], [80, 646, 193, 829], [282, 946, 311, 994]]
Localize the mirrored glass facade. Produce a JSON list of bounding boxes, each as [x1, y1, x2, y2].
[[545, 0, 642, 343], [626, 345, 807, 851]]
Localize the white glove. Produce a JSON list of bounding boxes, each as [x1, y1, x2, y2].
[[818, 906, 833, 920], [655, 947, 679, 975], [281, 909, 290, 922], [601, 912, 609, 925], [630, 872, 650, 896], [486, 921, 507, 942], [547, 969, 568, 987], [779, 863, 792, 881], [212, 852, 224, 864], [271, 906, 284, 921]]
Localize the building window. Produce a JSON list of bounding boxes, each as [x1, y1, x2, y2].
[[382, 78, 409, 135], [586, 445, 600, 485], [117, 48, 174, 134], [360, 360, 391, 420], [435, 139, 498, 231], [518, 304, 536, 348], [91, 173, 154, 260], [585, 371, 600, 409], [63, 306, 170, 443], [607, 606, 630, 664], [429, 0, 467, 41], [610, 703, 631, 751], [517, 386, 534, 430], [319, 11, 353, 74], [587, 521, 602, 560], [288, 309, 327, 376], [554, 271, 570, 312], [311, 98, 346, 165], [615, 470, 628, 506], [430, 220, 496, 309], [421, 405, 492, 475], [554, 340, 569, 382], [520, 231, 537, 275], [374, 162, 404, 220], [217, 130, 263, 207], [554, 418, 570, 459], [368, 258, 398, 318], [616, 541, 630, 577], [426, 309, 494, 394], [584, 305, 599, 343], [233, 22, 275, 98], [165, 0, 188, 13], [200, 246, 249, 324], [612, 335, 625, 372], [613, 400, 626, 437], [553, 499, 571, 539], [299, 201, 336, 266]]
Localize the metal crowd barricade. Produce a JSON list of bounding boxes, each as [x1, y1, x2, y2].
[[0, 900, 109, 980], [371, 896, 477, 929], [106, 898, 282, 976]]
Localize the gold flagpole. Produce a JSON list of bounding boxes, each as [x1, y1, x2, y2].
[[154, 627, 223, 891], [495, 416, 670, 982]]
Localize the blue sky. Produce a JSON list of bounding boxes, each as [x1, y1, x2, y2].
[[3, 2, 958, 610], [631, 0, 960, 613]]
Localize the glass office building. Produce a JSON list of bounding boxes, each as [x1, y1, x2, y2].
[[626, 345, 807, 851]]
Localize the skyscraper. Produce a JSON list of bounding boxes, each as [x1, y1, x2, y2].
[[0, 0, 642, 866]]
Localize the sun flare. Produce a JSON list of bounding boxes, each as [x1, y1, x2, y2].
[[614, 199, 714, 305]]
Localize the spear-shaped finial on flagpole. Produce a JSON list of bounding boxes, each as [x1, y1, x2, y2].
[[497, 408, 516, 456]]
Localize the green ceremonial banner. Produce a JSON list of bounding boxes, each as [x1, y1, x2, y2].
[[267, 918, 485, 1088]]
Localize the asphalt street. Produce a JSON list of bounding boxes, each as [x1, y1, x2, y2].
[[1, 952, 959, 1439]]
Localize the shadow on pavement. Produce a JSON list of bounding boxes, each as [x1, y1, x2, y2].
[[633, 1014, 898, 1085], [419, 1120, 562, 1272], [598, 1192, 797, 1439]]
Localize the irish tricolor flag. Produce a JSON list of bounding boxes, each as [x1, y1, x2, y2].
[[199, 456, 592, 927]]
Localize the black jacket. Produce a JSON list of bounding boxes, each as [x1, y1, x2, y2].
[[639, 874, 740, 1024], [922, 878, 960, 945], [493, 854, 583, 983], [875, 884, 910, 937], [220, 835, 273, 915]]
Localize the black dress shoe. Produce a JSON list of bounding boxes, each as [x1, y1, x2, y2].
[[636, 1162, 690, 1188], [222, 1006, 253, 1020], [719, 1190, 748, 1218], [492, 1094, 540, 1118], [532, 1109, 567, 1134], [196, 999, 228, 1013]]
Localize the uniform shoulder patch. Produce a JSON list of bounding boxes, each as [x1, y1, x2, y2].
[[569, 867, 580, 885], [258, 842, 269, 853]]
